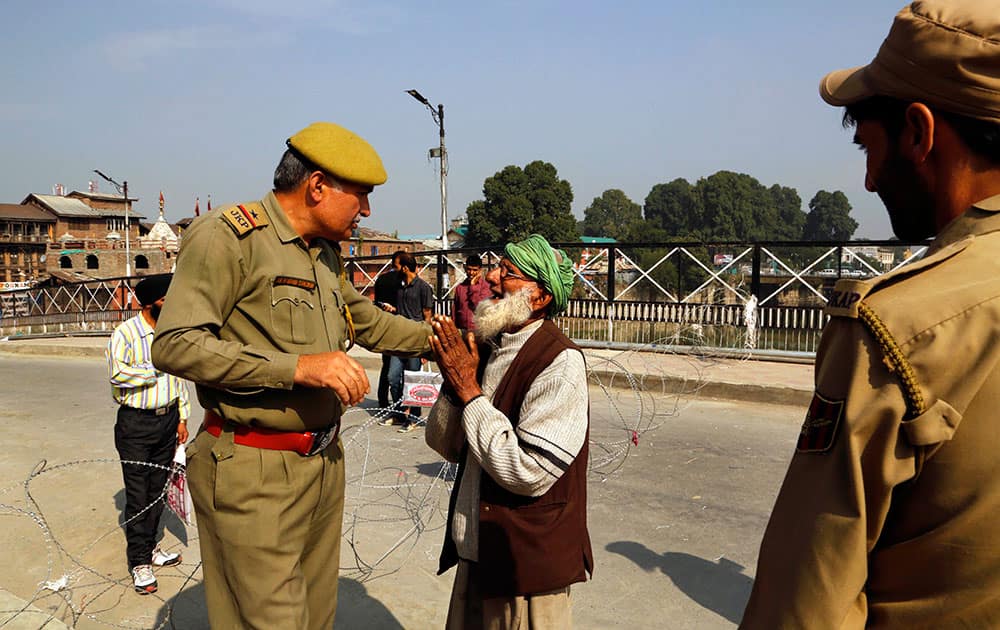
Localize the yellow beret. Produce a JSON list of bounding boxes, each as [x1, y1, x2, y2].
[[286, 122, 387, 186]]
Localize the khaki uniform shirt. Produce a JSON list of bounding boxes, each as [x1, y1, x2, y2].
[[741, 194, 1000, 629], [151, 192, 431, 432]]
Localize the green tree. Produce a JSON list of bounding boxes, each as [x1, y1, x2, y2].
[[768, 184, 805, 241], [697, 171, 781, 241], [640, 173, 805, 243], [581, 189, 642, 241], [643, 178, 703, 237], [803, 190, 858, 241], [465, 161, 578, 246]]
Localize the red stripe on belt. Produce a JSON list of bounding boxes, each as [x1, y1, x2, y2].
[[203, 410, 332, 456]]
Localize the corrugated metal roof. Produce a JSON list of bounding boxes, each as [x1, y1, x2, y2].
[[24, 194, 101, 217], [0, 203, 56, 221], [67, 190, 137, 203], [22, 194, 146, 220]]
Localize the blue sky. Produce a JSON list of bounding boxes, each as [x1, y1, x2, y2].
[[1, 1, 904, 238]]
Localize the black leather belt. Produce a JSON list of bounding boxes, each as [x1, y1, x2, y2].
[[125, 400, 178, 416]]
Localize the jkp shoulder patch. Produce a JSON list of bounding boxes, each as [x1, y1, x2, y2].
[[797, 393, 845, 453], [221, 203, 270, 236]]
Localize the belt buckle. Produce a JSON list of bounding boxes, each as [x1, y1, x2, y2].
[[304, 425, 335, 457], [155, 407, 167, 416]]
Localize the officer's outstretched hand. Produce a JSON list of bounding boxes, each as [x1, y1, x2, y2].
[[294, 351, 370, 406]]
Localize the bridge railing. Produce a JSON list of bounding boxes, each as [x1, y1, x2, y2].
[[346, 239, 926, 354], [2, 239, 928, 354]]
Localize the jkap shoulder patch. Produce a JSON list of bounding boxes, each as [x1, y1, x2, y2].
[[824, 279, 870, 319], [797, 393, 845, 453], [221, 203, 269, 236]]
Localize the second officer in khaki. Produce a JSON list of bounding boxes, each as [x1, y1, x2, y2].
[[741, 1, 1000, 628], [152, 122, 432, 629]]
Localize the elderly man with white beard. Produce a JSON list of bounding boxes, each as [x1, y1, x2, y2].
[[426, 234, 594, 630]]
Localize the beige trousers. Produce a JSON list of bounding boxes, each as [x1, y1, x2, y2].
[[187, 428, 346, 630], [446, 558, 573, 630]]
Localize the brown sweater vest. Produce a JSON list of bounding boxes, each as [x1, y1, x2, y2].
[[438, 320, 594, 597]]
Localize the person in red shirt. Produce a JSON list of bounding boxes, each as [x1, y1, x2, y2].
[[452, 254, 492, 331]]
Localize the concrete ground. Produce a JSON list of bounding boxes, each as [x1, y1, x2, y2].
[[0, 339, 811, 629]]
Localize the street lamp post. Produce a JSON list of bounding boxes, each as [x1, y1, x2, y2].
[[93, 169, 131, 277], [406, 89, 449, 252]]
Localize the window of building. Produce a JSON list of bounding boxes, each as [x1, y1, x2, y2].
[[86, 255, 99, 270], [371, 246, 379, 255], [60, 256, 72, 269], [349, 245, 355, 256], [135, 255, 149, 269]]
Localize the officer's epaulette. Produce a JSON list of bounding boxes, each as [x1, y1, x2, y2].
[[823, 235, 973, 320], [824, 235, 975, 421], [220, 202, 269, 236]]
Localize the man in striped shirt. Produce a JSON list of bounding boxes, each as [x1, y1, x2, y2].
[[107, 273, 190, 595]]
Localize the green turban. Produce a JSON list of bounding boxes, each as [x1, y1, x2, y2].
[[504, 234, 575, 315]]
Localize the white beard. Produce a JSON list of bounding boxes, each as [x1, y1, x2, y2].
[[473, 287, 534, 342]]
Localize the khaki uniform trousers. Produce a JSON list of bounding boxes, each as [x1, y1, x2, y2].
[[187, 427, 345, 630], [447, 559, 573, 630]]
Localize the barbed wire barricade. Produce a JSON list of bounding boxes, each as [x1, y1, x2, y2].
[[0, 333, 721, 628], [0, 458, 199, 630]]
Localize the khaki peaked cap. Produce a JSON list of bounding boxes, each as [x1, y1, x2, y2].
[[820, 0, 1000, 123], [286, 122, 387, 186]]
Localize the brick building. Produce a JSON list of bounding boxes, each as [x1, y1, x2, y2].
[[0, 203, 55, 286], [20, 191, 173, 278]]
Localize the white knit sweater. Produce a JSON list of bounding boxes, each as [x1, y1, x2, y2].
[[425, 320, 589, 561]]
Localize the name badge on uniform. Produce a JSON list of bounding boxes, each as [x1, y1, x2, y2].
[[273, 276, 317, 292], [797, 393, 845, 453]]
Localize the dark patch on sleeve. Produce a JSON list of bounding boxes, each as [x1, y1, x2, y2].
[[797, 393, 845, 453]]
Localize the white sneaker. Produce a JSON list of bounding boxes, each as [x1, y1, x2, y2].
[[151, 546, 181, 567], [132, 564, 157, 594]]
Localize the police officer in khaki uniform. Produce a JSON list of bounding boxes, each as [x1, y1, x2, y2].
[[740, 2, 1000, 627], [151, 122, 432, 629]]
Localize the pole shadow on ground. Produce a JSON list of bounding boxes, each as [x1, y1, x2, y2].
[[153, 577, 403, 629], [606, 541, 752, 625]]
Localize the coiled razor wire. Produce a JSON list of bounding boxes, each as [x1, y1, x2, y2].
[[0, 333, 725, 628]]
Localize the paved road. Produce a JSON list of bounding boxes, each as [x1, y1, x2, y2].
[[0, 354, 804, 629]]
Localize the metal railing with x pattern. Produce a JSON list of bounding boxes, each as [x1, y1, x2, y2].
[[2, 240, 929, 355], [344, 239, 928, 355]]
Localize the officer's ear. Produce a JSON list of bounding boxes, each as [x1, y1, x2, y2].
[[901, 103, 935, 165], [306, 171, 326, 202]]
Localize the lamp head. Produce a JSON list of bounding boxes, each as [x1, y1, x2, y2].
[[406, 89, 429, 105]]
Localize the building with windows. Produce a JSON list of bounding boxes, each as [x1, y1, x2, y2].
[[0, 203, 55, 286], [341, 227, 424, 294], [19, 191, 172, 277]]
